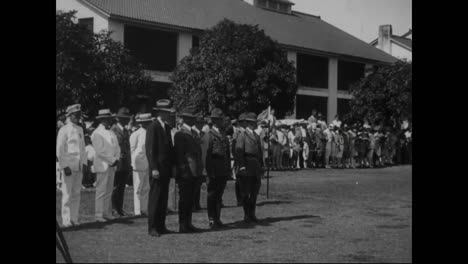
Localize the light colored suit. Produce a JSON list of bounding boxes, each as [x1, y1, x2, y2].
[[130, 127, 150, 215], [91, 124, 120, 219], [56, 121, 87, 226]]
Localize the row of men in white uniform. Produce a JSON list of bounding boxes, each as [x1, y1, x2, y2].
[[56, 104, 159, 227]]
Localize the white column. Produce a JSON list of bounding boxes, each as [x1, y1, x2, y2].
[[177, 32, 192, 62], [327, 58, 338, 124], [108, 20, 124, 43], [287, 51, 297, 119]]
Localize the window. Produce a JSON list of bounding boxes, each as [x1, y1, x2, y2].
[[192, 35, 200, 48], [338, 60, 365, 91], [296, 95, 328, 120], [337, 98, 352, 119], [297, 53, 329, 88], [78, 17, 93, 32], [124, 25, 178, 72], [257, 0, 267, 7], [279, 3, 289, 12], [268, 1, 279, 9]]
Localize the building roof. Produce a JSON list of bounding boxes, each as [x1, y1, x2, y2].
[[81, 0, 398, 64], [391, 35, 412, 50]]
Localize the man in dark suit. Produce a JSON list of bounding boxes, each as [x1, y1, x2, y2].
[[146, 100, 176, 237], [111, 107, 132, 217], [232, 113, 247, 206], [174, 106, 203, 233], [235, 112, 264, 223], [192, 114, 206, 211], [205, 108, 231, 229]]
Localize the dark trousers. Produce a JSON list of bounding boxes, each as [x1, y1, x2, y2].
[[239, 175, 261, 218], [193, 179, 202, 209], [206, 176, 227, 221], [235, 179, 242, 205], [177, 178, 195, 227], [112, 169, 129, 214], [148, 175, 170, 232]]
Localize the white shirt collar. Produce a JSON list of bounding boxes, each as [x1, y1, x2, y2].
[[117, 123, 124, 131], [212, 126, 220, 133], [246, 127, 254, 134], [182, 123, 191, 131], [191, 125, 200, 134], [157, 116, 165, 128]]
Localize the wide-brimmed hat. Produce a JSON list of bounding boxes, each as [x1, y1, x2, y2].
[[96, 109, 115, 119], [66, 104, 81, 116], [178, 105, 198, 118], [135, 113, 153, 123], [115, 107, 131, 118], [153, 99, 176, 113], [209, 108, 224, 119], [238, 113, 248, 122], [244, 112, 257, 122]]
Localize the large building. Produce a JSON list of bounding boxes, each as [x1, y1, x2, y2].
[[370, 25, 412, 62], [56, 0, 398, 123]]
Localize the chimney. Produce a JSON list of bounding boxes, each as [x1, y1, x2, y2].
[[378, 25, 392, 54]]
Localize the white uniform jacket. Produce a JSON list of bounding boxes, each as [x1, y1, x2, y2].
[[56, 122, 87, 171], [91, 124, 120, 173], [129, 127, 148, 171]]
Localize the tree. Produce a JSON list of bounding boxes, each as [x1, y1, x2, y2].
[[56, 10, 152, 116], [347, 60, 412, 127], [169, 19, 297, 118]]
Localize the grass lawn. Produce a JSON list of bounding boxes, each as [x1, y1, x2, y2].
[[56, 166, 412, 263]]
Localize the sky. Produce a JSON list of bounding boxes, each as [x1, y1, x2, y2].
[[292, 0, 412, 42]]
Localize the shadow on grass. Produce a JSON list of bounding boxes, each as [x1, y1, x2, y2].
[[256, 200, 292, 207], [192, 214, 320, 234], [61, 215, 146, 232]]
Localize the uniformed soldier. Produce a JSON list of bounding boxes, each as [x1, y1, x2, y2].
[[232, 113, 248, 206], [56, 104, 87, 227], [205, 108, 231, 228], [235, 112, 264, 223], [174, 106, 203, 233]]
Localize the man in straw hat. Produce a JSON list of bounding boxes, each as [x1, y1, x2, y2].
[[173, 106, 203, 233], [111, 107, 133, 217], [205, 108, 231, 229], [56, 104, 87, 227], [235, 112, 264, 223], [91, 109, 121, 222], [129, 113, 153, 217], [146, 99, 176, 237]]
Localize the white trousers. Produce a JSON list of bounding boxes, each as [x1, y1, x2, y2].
[[132, 170, 150, 215], [61, 170, 83, 226], [168, 178, 178, 211], [95, 168, 115, 218]]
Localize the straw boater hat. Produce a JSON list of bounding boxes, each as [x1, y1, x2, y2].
[[66, 104, 81, 116], [96, 109, 115, 119], [135, 113, 153, 123], [178, 105, 198, 119], [115, 107, 131, 118], [153, 99, 176, 113]]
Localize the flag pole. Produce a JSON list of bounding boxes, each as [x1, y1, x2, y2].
[[266, 105, 271, 199]]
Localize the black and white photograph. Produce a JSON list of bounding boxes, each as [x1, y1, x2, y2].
[[56, 0, 412, 262]]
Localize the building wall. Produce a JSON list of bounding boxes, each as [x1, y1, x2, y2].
[[56, 0, 109, 33], [391, 42, 412, 61]]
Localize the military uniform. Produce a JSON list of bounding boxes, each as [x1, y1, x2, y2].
[[235, 113, 263, 222], [205, 108, 231, 228], [232, 114, 247, 206]]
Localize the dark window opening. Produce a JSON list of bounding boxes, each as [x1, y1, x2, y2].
[[296, 95, 328, 120], [297, 53, 329, 88], [337, 98, 352, 120], [78, 17, 93, 32], [338, 60, 365, 91], [279, 3, 289, 12], [192, 35, 200, 48], [124, 25, 177, 71]]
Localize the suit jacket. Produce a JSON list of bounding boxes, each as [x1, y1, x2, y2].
[[174, 125, 203, 180], [56, 122, 87, 171], [145, 118, 174, 178], [235, 128, 263, 178], [129, 127, 148, 171], [206, 127, 231, 179], [91, 124, 120, 173], [111, 123, 131, 172]]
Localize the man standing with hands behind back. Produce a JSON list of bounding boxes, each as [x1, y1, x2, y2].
[[146, 99, 176, 237], [91, 109, 121, 222], [56, 104, 87, 227]]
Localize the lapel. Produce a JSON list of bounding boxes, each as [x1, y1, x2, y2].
[[244, 129, 258, 143], [210, 128, 222, 139]]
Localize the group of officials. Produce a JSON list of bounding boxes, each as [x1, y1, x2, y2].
[[56, 99, 264, 237]]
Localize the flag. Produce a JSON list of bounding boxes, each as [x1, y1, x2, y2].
[[257, 106, 271, 126]]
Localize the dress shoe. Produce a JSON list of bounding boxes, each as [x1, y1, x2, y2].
[[188, 224, 201, 232], [179, 225, 190, 233], [149, 230, 161, 237], [95, 217, 107, 223], [243, 216, 252, 223], [209, 220, 222, 229], [250, 215, 259, 223], [103, 215, 115, 220], [71, 221, 81, 226], [214, 219, 225, 227], [160, 227, 172, 234]]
